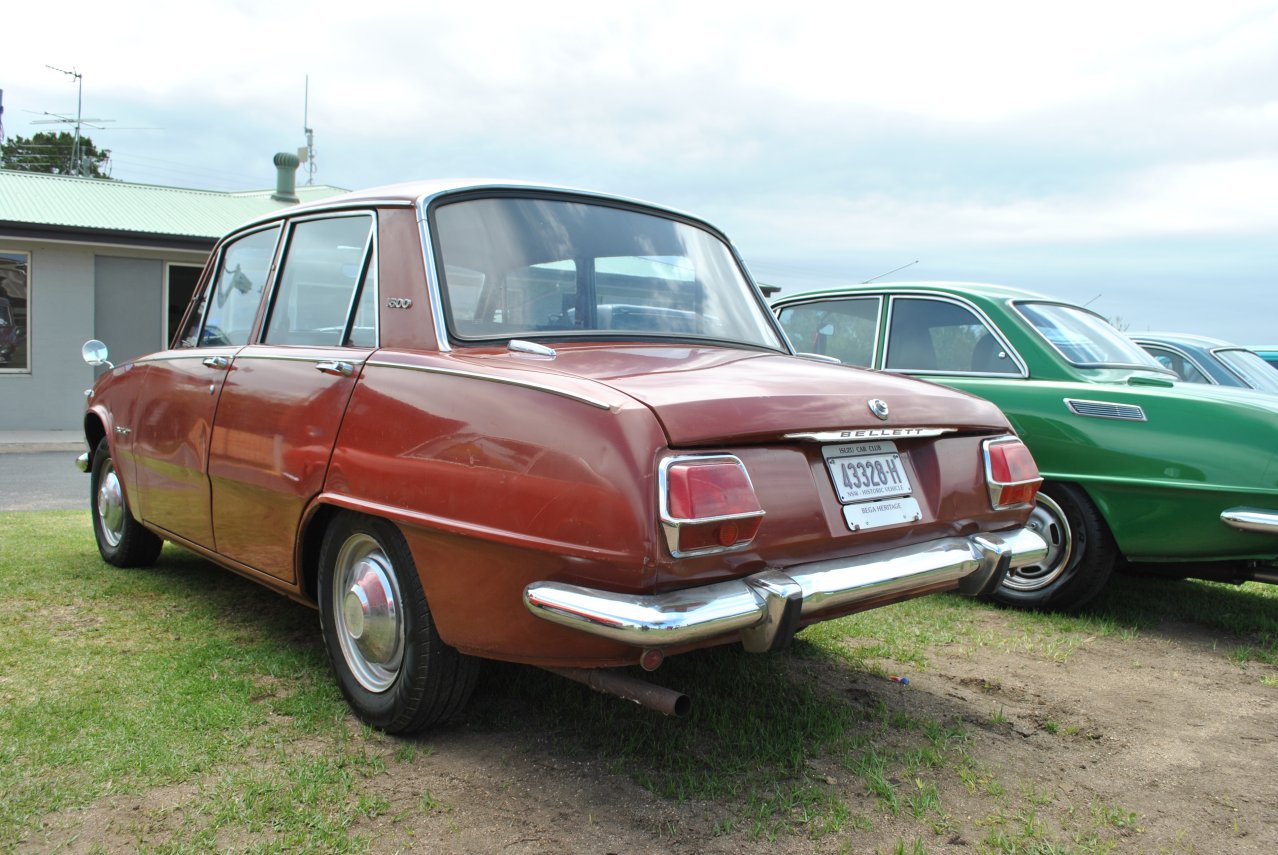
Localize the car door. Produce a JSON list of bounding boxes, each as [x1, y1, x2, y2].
[[131, 224, 283, 547], [207, 212, 378, 583], [882, 296, 1024, 378]]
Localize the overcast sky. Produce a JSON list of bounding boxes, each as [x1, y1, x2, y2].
[[5, 1, 1276, 341]]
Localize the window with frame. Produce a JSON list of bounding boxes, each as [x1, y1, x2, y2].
[[433, 196, 783, 349], [776, 297, 879, 366], [181, 226, 282, 347], [264, 215, 376, 348], [0, 251, 30, 372], [886, 297, 1020, 374], [1138, 345, 1211, 384]]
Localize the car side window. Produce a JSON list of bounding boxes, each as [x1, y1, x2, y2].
[[182, 226, 282, 347], [776, 298, 879, 365], [264, 214, 376, 347], [1139, 345, 1211, 383], [886, 297, 1019, 374]]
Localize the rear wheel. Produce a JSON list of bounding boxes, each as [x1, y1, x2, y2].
[[90, 437, 163, 567], [318, 512, 478, 733], [989, 482, 1115, 611]]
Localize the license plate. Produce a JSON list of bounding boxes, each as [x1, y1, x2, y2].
[[822, 441, 912, 503], [822, 441, 920, 532]]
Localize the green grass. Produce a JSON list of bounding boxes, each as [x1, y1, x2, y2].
[[2, 510, 1275, 852]]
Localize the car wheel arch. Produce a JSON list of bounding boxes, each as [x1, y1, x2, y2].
[[299, 502, 344, 603]]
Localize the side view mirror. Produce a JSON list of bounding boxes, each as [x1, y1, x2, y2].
[[82, 339, 114, 369]]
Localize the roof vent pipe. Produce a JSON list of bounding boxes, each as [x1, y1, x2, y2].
[[271, 152, 300, 203]]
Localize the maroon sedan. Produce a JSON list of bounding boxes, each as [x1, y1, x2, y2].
[[78, 181, 1045, 732]]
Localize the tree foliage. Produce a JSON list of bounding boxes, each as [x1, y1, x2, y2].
[[0, 131, 113, 178]]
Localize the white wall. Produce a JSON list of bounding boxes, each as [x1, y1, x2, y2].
[[0, 238, 208, 431]]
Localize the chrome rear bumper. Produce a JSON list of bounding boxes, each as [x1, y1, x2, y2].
[[1221, 507, 1278, 534], [524, 527, 1047, 653]]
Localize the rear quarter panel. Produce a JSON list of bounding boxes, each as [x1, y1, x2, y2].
[[948, 376, 1278, 560]]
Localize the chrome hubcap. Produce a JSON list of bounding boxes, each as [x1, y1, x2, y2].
[[332, 533, 404, 693], [1003, 493, 1073, 592], [96, 461, 126, 548]]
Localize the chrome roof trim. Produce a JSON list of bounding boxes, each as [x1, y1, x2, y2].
[[231, 198, 415, 232], [365, 359, 615, 410]]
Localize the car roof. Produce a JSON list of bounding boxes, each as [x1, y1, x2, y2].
[[1131, 332, 1241, 349], [232, 179, 712, 233], [775, 280, 1058, 304]]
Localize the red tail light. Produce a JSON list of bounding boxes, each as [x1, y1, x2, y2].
[[660, 455, 765, 557], [983, 437, 1042, 509]]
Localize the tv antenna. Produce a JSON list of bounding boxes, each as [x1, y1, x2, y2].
[[862, 259, 919, 284], [37, 65, 109, 176], [299, 75, 317, 185]]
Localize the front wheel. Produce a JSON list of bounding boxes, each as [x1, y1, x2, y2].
[[90, 437, 163, 567], [988, 482, 1116, 611], [318, 512, 478, 733]]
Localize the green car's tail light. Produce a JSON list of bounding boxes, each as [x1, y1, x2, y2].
[[983, 437, 1042, 509]]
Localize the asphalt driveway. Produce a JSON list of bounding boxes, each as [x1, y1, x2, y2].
[[0, 451, 87, 512]]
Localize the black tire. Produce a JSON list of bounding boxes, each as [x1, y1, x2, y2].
[[90, 436, 163, 567], [318, 512, 479, 733], [988, 482, 1116, 611]]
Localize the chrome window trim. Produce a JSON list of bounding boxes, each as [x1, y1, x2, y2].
[[1132, 340, 1219, 385], [884, 293, 1029, 377], [259, 210, 379, 350], [1210, 347, 1278, 390], [415, 187, 785, 354], [364, 358, 615, 410], [1012, 300, 1172, 373], [196, 223, 285, 349], [773, 294, 883, 367], [231, 198, 414, 233], [223, 352, 363, 364], [415, 199, 453, 353]]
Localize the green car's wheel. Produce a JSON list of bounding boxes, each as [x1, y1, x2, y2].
[[990, 482, 1115, 611], [90, 437, 163, 567], [318, 512, 479, 733]]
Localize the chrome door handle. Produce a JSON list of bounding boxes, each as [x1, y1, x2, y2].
[[316, 360, 354, 378], [202, 356, 231, 369]]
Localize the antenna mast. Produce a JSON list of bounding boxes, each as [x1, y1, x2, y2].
[[302, 75, 317, 185], [46, 65, 84, 175]]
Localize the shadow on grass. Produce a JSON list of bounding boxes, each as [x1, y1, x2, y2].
[[1037, 571, 1278, 658]]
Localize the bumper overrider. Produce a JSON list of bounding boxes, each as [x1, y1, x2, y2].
[[1221, 507, 1278, 534], [524, 527, 1047, 654]]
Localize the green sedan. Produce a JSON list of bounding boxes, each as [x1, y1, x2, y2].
[[773, 282, 1278, 610]]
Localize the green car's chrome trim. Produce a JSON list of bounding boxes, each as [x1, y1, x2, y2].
[[1221, 508, 1278, 534]]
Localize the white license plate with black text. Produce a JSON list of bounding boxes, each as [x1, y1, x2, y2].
[[822, 441, 921, 531]]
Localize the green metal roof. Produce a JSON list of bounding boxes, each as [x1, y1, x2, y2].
[[0, 169, 347, 240]]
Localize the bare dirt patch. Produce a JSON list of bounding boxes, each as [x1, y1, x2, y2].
[[22, 605, 1278, 854], [339, 615, 1276, 854]]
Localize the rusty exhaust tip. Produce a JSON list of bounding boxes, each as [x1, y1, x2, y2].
[[544, 666, 691, 718]]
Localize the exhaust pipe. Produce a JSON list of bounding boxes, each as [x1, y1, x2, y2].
[[545, 667, 691, 718]]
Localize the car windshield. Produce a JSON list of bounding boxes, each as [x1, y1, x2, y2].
[[431, 196, 785, 350], [1017, 302, 1169, 370], [1217, 349, 1278, 393]]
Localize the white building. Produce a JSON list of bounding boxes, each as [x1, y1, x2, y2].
[[0, 158, 344, 430]]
